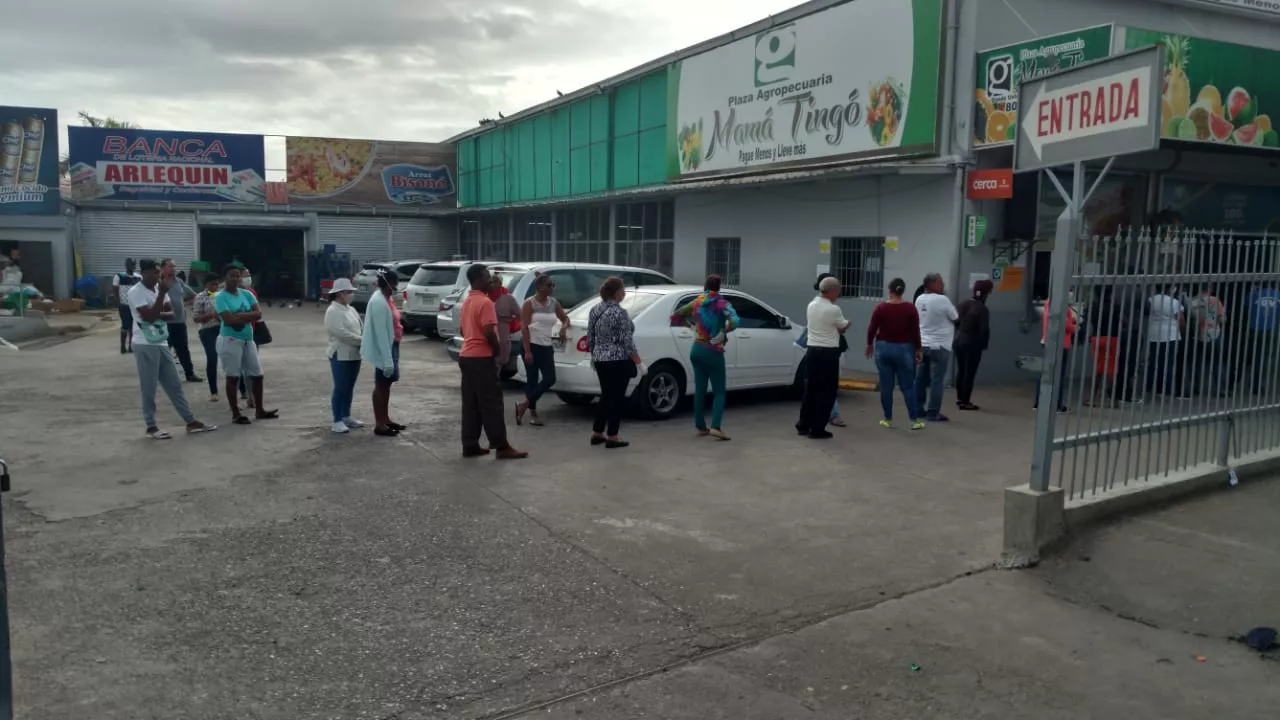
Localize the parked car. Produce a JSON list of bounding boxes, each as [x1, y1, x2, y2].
[[353, 260, 430, 313], [544, 285, 806, 419], [402, 260, 501, 336], [435, 288, 464, 339], [443, 263, 677, 378]]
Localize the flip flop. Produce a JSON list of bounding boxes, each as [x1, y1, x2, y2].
[[830, 417, 847, 427], [709, 429, 731, 441]]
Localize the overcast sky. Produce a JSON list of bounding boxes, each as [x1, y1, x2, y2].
[[3, 0, 801, 171]]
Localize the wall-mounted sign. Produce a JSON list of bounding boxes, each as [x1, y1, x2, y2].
[[1119, 27, 1280, 151], [286, 137, 456, 209], [666, 0, 944, 179], [68, 127, 266, 203], [1161, 178, 1280, 234], [965, 215, 989, 247], [973, 26, 1114, 149], [966, 168, 1014, 199], [1014, 46, 1163, 173], [0, 106, 60, 215]]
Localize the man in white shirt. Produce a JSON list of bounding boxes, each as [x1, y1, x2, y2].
[[914, 272, 959, 421], [128, 259, 216, 440], [112, 258, 142, 354], [796, 275, 849, 439], [1146, 287, 1187, 397]]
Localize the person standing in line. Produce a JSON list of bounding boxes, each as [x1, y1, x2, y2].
[[458, 263, 528, 459], [796, 275, 849, 440], [489, 273, 522, 375], [793, 274, 847, 428], [866, 277, 923, 430], [914, 272, 959, 422], [1244, 282, 1278, 395], [113, 258, 142, 354], [1108, 282, 1147, 405], [1186, 285, 1227, 397], [215, 264, 277, 424], [160, 258, 201, 383], [515, 273, 570, 426], [1035, 297, 1079, 413], [325, 277, 365, 434], [671, 274, 740, 440], [361, 269, 405, 437], [1146, 285, 1187, 398], [1082, 286, 1119, 408], [588, 276, 645, 449], [953, 279, 993, 411], [127, 259, 216, 439], [191, 275, 223, 403]]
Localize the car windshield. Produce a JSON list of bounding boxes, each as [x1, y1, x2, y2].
[[568, 290, 662, 321], [491, 270, 524, 292], [410, 267, 460, 286], [358, 264, 388, 275]]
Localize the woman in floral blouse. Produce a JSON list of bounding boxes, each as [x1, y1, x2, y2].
[[587, 276, 643, 449]]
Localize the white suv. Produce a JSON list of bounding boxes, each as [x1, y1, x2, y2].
[[402, 260, 501, 337]]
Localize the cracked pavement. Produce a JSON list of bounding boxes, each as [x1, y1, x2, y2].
[[2, 306, 1275, 719]]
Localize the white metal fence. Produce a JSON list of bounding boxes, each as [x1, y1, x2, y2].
[[1037, 227, 1280, 500]]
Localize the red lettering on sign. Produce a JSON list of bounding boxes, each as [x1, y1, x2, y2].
[[1079, 91, 1093, 128], [1050, 98, 1063, 135], [1038, 101, 1050, 137], [104, 164, 122, 182], [123, 165, 140, 183], [1093, 87, 1106, 125], [102, 136, 127, 155], [1125, 77, 1140, 119]]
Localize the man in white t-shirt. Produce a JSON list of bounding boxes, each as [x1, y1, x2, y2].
[[127, 259, 216, 440], [112, 258, 142, 354], [796, 275, 849, 439], [1146, 287, 1187, 397], [914, 272, 959, 421]]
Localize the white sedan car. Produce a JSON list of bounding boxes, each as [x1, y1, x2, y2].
[[530, 285, 807, 419]]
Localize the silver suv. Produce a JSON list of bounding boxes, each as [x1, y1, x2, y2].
[[402, 260, 501, 337], [352, 260, 429, 313]]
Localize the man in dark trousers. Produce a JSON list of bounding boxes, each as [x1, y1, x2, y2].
[[160, 258, 201, 382], [457, 263, 528, 460], [953, 279, 993, 410]]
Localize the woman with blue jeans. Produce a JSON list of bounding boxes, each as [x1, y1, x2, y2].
[[324, 278, 365, 434], [865, 278, 924, 430], [516, 273, 570, 426]]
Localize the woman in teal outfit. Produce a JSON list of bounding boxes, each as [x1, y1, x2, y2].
[[671, 274, 740, 440]]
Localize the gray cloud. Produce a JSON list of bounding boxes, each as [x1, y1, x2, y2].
[[3, 0, 797, 144]]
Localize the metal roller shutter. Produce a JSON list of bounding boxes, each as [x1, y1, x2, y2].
[[390, 217, 457, 261], [315, 216, 389, 268], [78, 210, 197, 276]]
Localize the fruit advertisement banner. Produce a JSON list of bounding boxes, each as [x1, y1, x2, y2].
[[0, 106, 60, 215], [286, 137, 456, 209], [666, 0, 943, 179], [973, 26, 1114, 149], [68, 127, 266, 204], [1162, 178, 1280, 234], [1120, 27, 1279, 150]]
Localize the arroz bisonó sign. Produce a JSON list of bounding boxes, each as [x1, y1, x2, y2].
[[666, 0, 944, 179], [1014, 46, 1163, 173]]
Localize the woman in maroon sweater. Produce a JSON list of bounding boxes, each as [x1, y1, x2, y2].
[[865, 278, 924, 429]]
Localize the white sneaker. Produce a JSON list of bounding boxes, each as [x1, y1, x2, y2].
[[343, 417, 365, 429], [331, 421, 350, 434]]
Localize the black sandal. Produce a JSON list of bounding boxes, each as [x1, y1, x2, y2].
[[255, 409, 280, 420], [387, 421, 406, 431], [232, 415, 252, 425], [374, 426, 400, 437]]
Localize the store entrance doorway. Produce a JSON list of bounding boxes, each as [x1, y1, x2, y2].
[[199, 227, 306, 301]]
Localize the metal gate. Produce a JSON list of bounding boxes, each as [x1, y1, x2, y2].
[[390, 217, 455, 260], [315, 215, 389, 270], [1033, 227, 1280, 500], [77, 210, 197, 276]]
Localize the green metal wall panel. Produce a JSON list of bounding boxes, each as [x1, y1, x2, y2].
[[590, 142, 609, 192], [612, 134, 638, 189], [638, 73, 666, 130], [570, 147, 590, 195], [571, 101, 591, 149], [614, 82, 639, 136], [477, 168, 491, 206], [551, 109, 570, 197], [534, 115, 552, 199], [518, 121, 536, 201], [637, 128, 666, 186], [477, 133, 492, 169], [590, 95, 609, 143], [457, 138, 474, 174]]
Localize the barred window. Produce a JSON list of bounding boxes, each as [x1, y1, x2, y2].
[[555, 205, 611, 263], [830, 237, 884, 299], [478, 214, 510, 261], [614, 199, 674, 276], [704, 237, 741, 287], [512, 211, 552, 262]]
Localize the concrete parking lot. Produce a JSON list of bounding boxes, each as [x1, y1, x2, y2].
[[1, 305, 1275, 719]]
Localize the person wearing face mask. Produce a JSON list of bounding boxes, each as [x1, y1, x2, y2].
[[325, 277, 366, 434], [953, 279, 994, 411]]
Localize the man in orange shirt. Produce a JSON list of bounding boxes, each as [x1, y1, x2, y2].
[[459, 264, 528, 460]]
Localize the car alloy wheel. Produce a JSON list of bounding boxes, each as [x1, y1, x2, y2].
[[644, 368, 681, 417]]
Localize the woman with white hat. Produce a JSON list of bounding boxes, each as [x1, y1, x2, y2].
[[325, 277, 365, 433]]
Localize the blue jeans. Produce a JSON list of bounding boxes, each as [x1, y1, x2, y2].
[[915, 347, 951, 417], [329, 356, 361, 422], [524, 343, 557, 410], [875, 341, 919, 421]]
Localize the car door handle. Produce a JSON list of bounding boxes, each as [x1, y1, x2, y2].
[[676, 330, 693, 338], [737, 332, 752, 338]]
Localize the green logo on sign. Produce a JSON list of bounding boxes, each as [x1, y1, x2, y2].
[[754, 24, 797, 88]]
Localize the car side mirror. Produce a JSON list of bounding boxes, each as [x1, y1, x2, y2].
[[778, 316, 791, 330]]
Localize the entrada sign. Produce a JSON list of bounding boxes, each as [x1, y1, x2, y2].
[[1015, 46, 1163, 172], [966, 168, 1013, 199]]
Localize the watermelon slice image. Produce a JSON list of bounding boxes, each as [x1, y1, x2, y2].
[[1234, 122, 1261, 146], [1209, 113, 1235, 142], [1227, 87, 1256, 127]]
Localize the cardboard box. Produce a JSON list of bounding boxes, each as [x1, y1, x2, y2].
[[53, 299, 85, 314]]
